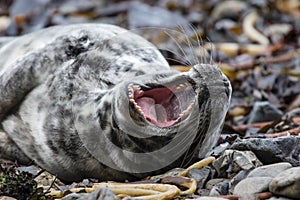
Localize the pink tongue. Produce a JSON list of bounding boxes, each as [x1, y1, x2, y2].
[[136, 97, 158, 122], [136, 97, 176, 127]]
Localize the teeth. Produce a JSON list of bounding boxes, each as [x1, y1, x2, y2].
[[137, 90, 144, 95], [175, 83, 189, 91], [128, 83, 134, 88], [133, 85, 141, 91], [138, 108, 144, 115], [135, 105, 141, 110], [128, 82, 196, 125], [175, 86, 182, 90], [128, 91, 133, 99], [178, 99, 195, 119]]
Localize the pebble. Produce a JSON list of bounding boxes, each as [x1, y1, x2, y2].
[[246, 101, 283, 123], [212, 149, 262, 177], [247, 162, 292, 178], [228, 170, 250, 194], [61, 188, 120, 200], [188, 197, 227, 200], [188, 167, 213, 189], [266, 197, 294, 200], [233, 177, 272, 195], [230, 136, 300, 166], [205, 178, 229, 196], [0, 197, 17, 200], [269, 167, 300, 199]]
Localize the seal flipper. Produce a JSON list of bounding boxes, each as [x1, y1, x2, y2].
[[0, 35, 91, 120], [0, 130, 31, 164]]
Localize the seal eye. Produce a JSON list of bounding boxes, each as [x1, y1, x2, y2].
[[128, 83, 195, 127]]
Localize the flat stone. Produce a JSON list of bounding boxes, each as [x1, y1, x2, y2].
[[0, 197, 17, 200], [228, 170, 250, 194], [233, 177, 272, 195], [62, 187, 119, 200], [206, 178, 230, 196], [188, 166, 213, 189], [247, 101, 283, 124], [230, 136, 300, 166], [189, 197, 227, 200], [212, 150, 262, 177], [247, 162, 292, 178], [269, 167, 300, 199], [266, 197, 294, 200]]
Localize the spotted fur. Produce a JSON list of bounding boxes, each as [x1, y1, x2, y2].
[[0, 24, 231, 182]]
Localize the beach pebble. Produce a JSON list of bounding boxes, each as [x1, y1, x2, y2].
[[269, 167, 300, 199], [247, 162, 292, 178], [233, 177, 272, 195]]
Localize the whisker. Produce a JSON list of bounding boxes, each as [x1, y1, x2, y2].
[[164, 30, 193, 66], [205, 37, 214, 65], [165, 57, 190, 66], [178, 25, 199, 66], [190, 23, 204, 64], [161, 46, 192, 66]]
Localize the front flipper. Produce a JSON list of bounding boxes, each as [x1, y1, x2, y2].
[[0, 35, 91, 120], [0, 130, 31, 164]]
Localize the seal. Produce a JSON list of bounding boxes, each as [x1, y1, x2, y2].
[[0, 24, 231, 182]]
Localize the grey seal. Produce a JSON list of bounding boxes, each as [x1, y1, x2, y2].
[[0, 24, 231, 182]]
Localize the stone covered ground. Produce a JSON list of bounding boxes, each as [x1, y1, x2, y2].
[[0, 0, 300, 199]]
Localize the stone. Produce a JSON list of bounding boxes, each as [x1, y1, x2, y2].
[[61, 187, 120, 200], [247, 162, 292, 178], [188, 166, 213, 189], [247, 101, 283, 123], [230, 136, 300, 166], [128, 1, 189, 29], [269, 167, 300, 199], [0, 197, 17, 200], [268, 197, 293, 200], [233, 177, 272, 195], [267, 197, 294, 200], [188, 197, 227, 200], [228, 170, 250, 194], [205, 178, 229, 196], [208, 142, 230, 157], [212, 150, 262, 177]]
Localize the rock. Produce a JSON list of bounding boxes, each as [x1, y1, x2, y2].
[[0, 197, 17, 200], [230, 136, 300, 166], [187, 197, 228, 200], [15, 165, 39, 176], [61, 187, 120, 200], [128, 1, 189, 29], [212, 150, 262, 177], [188, 166, 213, 189], [205, 178, 229, 196], [266, 197, 295, 200], [209, 142, 230, 157], [247, 162, 292, 178], [247, 101, 283, 123], [233, 177, 272, 195], [269, 167, 300, 199], [228, 170, 251, 194]]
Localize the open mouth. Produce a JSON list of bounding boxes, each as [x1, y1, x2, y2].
[[127, 82, 195, 127]]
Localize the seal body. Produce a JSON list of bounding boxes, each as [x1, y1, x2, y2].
[[0, 24, 231, 182]]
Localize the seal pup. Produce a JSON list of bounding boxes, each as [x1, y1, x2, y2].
[[0, 24, 231, 182]]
